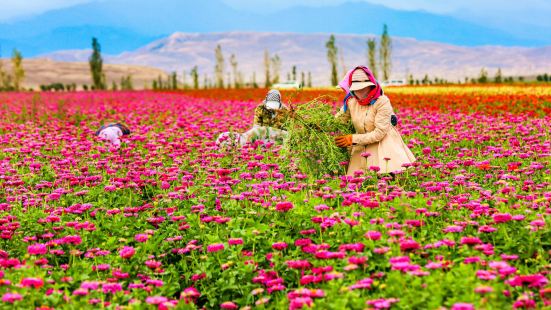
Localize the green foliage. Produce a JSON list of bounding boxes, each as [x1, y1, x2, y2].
[[367, 38, 378, 78], [215, 44, 225, 88], [326, 34, 339, 86], [120, 75, 134, 90], [379, 24, 392, 81], [11, 49, 25, 91], [89, 37, 106, 90], [264, 49, 271, 88], [494, 68, 503, 83], [282, 97, 354, 178], [270, 54, 281, 85], [190, 66, 199, 89]]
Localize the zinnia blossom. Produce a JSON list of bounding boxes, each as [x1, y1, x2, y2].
[[207, 243, 224, 252]]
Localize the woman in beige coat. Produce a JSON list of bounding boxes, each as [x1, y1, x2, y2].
[[334, 66, 416, 176]]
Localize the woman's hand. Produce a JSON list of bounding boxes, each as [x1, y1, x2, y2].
[[335, 135, 352, 147]]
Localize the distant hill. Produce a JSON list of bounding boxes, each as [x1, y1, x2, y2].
[[42, 32, 551, 86], [0, 58, 168, 90], [1, 0, 549, 57]]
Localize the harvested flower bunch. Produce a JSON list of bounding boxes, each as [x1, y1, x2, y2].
[[282, 96, 354, 177]]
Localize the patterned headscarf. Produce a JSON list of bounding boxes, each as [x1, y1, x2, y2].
[[263, 89, 283, 110], [339, 66, 382, 107]]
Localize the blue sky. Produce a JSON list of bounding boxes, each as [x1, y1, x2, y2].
[[1, 0, 550, 29]]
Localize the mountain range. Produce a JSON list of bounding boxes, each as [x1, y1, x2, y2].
[[41, 32, 551, 86], [1, 0, 550, 57]]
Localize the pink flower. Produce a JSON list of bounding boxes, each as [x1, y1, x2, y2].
[[275, 201, 294, 212], [493, 213, 512, 223], [135, 234, 149, 242], [451, 303, 475, 310], [364, 230, 382, 240], [80, 281, 100, 290], [228, 238, 243, 246], [507, 274, 549, 288], [286, 260, 312, 270], [102, 283, 123, 294], [474, 286, 494, 294], [272, 242, 288, 251], [27, 243, 47, 255], [1, 293, 22, 303], [442, 225, 464, 233], [207, 243, 224, 253], [460, 237, 482, 245], [119, 246, 135, 259], [513, 297, 537, 309], [181, 287, 201, 304], [220, 301, 238, 309], [399, 239, 420, 252], [72, 288, 89, 296], [145, 260, 162, 269], [289, 297, 313, 310], [369, 166, 381, 172], [63, 235, 82, 245], [146, 296, 168, 305], [365, 298, 399, 309], [349, 278, 373, 290], [21, 277, 44, 289], [104, 185, 116, 192]]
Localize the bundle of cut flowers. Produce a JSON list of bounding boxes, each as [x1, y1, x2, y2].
[[282, 97, 354, 177]]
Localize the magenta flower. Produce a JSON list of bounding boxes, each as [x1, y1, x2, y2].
[[119, 246, 135, 259], [365, 298, 399, 309], [207, 243, 224, 253], [135, 234, 149, 242], [20, 277, 44, 289], [460, 237, 482, 245], [493, 213, 513, 223], [27, 243, 47, 255], [289, 297, 313, 310], [228, 238, 243, 246], [275, 201, 294, 212], [220, 301, 238, 309], [507, 274, 549, 288], [146, 296, 168, 305], [180, 287, 200, 304], [102, 283, 123, 294], [1, 293, 22, 303], [364, 230, 382, 240], [451, 303, 475, 310], [399, 239, 420, 252], [286, 260, 312, 270], [272, 242, 288, 251]]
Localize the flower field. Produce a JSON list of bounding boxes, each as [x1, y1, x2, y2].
[[0, 87, 550, 309]]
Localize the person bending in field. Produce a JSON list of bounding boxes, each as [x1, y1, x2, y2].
[[216, 89, 290, 146], [334, 66, 416, 176], [95, 123, 131, 148]]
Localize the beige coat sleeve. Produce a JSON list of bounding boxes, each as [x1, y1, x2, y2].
[[335, 105, 351, 124], [352, 98, 392, 145]]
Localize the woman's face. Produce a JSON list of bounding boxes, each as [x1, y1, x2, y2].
[[354, 85, 375, 99]]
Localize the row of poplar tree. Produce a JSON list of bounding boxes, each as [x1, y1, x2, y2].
[[164, 25, 392, 89], [152, 47, 315, 90], [326, 25, 392, 85]]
